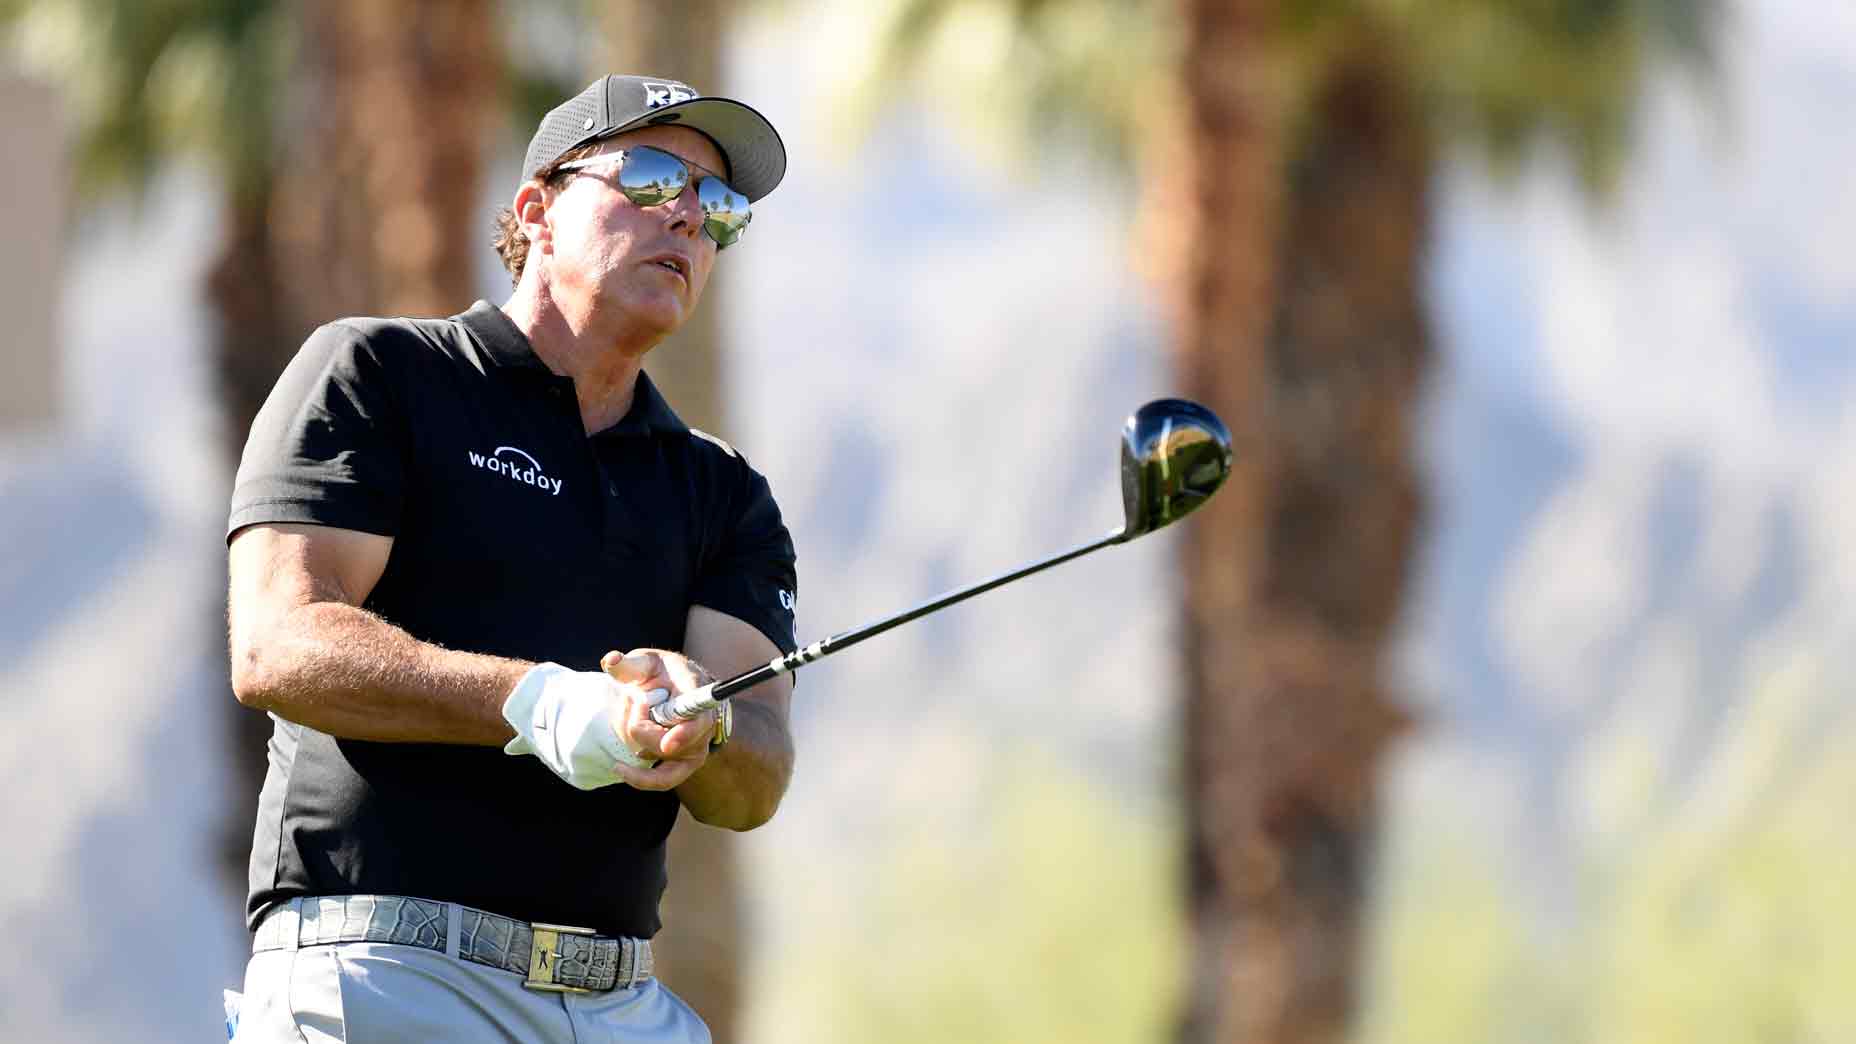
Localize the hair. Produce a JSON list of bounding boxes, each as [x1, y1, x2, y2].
[[491, 141, 608, 285]]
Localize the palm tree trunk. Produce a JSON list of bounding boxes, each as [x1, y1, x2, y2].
[[1173, 9, 1422, 1044], [270, 0, 498, 326], [595, 4, 743, 1039], [214, 0, 498, 908]]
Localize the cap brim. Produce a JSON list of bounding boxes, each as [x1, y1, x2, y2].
[[607, 96, 787, 202]]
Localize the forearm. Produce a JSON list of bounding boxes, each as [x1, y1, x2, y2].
[[232, 600, 530, 744], [676, 694, 794, 830]]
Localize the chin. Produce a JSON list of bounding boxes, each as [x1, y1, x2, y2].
[[639, 296, 690, 333], [639, 309, 694, 347], [598, 287, 690, 338]]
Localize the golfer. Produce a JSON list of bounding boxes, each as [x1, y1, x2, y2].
[[223, 75, 797, 1043]]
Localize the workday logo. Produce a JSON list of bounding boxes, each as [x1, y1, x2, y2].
[[467, 445, 564, 496]]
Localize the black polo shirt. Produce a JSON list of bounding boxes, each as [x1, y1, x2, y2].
[[228, 300, 797, 938]]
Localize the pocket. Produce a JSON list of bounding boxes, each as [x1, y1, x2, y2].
[[287, 947, 347, 1043], [331, 943, 562, 1042]]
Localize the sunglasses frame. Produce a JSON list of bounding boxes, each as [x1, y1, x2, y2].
[[552, 146, 753, 247]]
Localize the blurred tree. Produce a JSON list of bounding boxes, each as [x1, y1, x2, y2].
[[266, 1, 498, 329], [2, 0, 496, 938], [845, 0, 1718, 1041], [3, 0, 305, 914], [4, 0, 752, 1035]]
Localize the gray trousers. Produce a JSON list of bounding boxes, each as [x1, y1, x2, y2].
[[230, 942, 711, 1043]]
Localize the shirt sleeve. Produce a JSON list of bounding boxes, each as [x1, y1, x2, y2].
[[691, 461, 799, 656], [226, 321, 408, 541]]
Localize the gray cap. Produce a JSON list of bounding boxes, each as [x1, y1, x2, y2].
[[520, 75, 787, 202]]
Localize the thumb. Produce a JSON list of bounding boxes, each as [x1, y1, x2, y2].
[[601, 649, 662, 683]]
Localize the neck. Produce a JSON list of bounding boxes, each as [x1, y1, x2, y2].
[[502, 280, 666, 433]]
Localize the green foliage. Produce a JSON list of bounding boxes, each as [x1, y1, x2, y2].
[[1359, 671, 1856, 1044], [1, 0, 288, 206], [1381, 0, 1725, 192], [0, 0, 582, 209], [504, 64, 588, 142], [816, 0, 1176, 174], [836, 0, 1721, 196], [753, 753, 1183, 1043]]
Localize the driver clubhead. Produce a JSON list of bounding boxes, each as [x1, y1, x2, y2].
[[1118, 398, 1233, 541]]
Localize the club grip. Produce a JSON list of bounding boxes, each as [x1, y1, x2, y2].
[[649, 683, 718, 727]]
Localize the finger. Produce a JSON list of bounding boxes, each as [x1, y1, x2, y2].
[[601, 650, 667, 686], [656, 708, 718, 759], [609, 752, 702, 791], [618, 647, 711, 691], [613, 686, 673, 756]]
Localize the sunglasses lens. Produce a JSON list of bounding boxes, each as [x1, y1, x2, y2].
[[697, 177, 752, 246], [616, 146, 690, 206]]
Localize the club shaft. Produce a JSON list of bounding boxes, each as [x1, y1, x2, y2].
[[652, 529, 1124, 724]]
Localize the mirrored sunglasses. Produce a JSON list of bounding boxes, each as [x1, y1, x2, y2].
[[554, 146, 753, 247]]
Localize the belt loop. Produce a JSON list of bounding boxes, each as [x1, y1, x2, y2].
[[627, 940, 642, 990], [445, 902, 463, 959], [283, 897, 305, 952]]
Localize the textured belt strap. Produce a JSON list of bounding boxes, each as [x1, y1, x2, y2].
[[253, 896, 653, 992]]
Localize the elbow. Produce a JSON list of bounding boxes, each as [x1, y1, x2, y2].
[[701, 802, 781, 834], [727, 755, 795, 832], [725, 796, 783, 833], [230, 631, 289, 712], [687, 781, 787, 832], [692, 756, 793, 832]]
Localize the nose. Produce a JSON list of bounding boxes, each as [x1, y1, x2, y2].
[[665, 182, 707, 240]]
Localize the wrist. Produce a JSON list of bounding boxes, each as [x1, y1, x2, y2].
[[501, 662, 569, 753]]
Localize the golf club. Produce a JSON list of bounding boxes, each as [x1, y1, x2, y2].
[[649, 398, 1233, 726]]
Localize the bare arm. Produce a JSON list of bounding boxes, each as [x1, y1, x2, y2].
[[678, 605, 796, 830], [228, 522, 530, 744]]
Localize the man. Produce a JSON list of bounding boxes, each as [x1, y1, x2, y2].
[[224, 75, 796, 1043]]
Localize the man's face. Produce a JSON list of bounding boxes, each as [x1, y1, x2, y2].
[[540, 125, 729, 338]]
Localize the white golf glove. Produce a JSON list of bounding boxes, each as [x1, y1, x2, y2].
[[502, 662, 668, 789]]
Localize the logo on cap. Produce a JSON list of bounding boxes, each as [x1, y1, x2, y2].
[[644, 82, 698, 108]]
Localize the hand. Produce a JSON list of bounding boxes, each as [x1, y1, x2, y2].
[[501, 663, 667, 790], [601, 649, 720, 774]]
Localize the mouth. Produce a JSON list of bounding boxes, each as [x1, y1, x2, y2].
[[646, 254, 691, 283]]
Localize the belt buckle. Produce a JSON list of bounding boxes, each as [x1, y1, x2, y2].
[[524, 921, 597, 994]]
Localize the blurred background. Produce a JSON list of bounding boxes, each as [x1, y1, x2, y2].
[[1, 0, 1851, 1041]]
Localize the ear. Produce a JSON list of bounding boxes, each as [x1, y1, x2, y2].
[[513, 180, 553, 255]]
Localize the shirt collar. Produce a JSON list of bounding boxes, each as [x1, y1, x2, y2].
[[607, 368, 688, 437], [458, 300, 547, 371], [455, 300, 689, 436]]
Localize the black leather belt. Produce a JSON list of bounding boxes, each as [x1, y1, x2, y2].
[[253, 895, 652, 993]]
